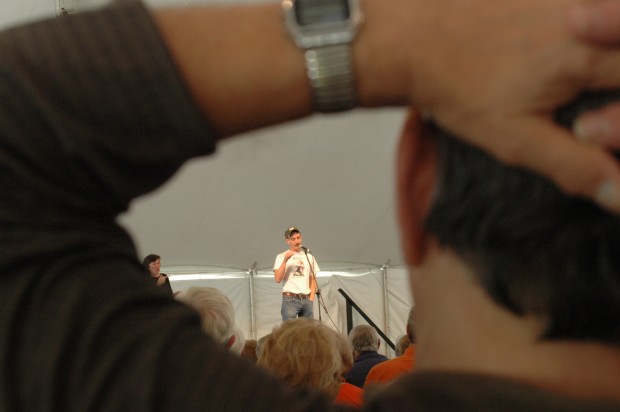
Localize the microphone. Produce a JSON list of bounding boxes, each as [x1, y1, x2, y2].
[[301, 245, 310, 254]]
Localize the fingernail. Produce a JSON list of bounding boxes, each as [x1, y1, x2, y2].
[[596, 180, 620, 213], [573, 117, 611, 143], [568, 4, 599, 34]]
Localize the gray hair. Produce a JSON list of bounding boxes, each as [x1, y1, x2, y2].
[[228, 326, 245, 355], [181, 286, 236, 346], [348, 324, 379, 353]]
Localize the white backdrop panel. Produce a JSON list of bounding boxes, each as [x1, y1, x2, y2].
[[170, 267, 413, 358]]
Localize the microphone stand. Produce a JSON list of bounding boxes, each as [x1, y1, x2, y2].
[[304, 248, 339, 331], [304, 248, 322, 322]]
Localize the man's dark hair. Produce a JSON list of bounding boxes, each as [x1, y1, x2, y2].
[[425, 92, 620, 344]]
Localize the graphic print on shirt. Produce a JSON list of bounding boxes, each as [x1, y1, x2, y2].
[[293, 258, 304, 276]]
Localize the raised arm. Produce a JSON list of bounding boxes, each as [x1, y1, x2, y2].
[[5, 0, 620, 411], [153, 0, 620, 212]]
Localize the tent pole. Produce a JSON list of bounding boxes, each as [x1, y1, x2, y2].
[[248, 262, 258, 340], [381, 259, 391, 357]]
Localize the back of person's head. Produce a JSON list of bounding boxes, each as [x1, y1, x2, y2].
[[394, 334, 410, 357], [257, 318, 343, 398], [424, 92, 620, 343], [180, 286, 236, 346], [348, 324, 380, 354]]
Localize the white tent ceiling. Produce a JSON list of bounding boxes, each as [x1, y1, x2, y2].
[[2, 0, 409, 273]]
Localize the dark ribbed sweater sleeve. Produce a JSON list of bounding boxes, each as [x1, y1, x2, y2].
[[0, 0, 215, 224], [0, 2, 353, 412]]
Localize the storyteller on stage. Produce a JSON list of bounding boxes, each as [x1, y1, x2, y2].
[[273, 227, 319, 321]]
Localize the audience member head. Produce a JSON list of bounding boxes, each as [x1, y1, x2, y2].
[[400, 92, 620, 344], [180, 286, 237, 348], [257, 319, 343, 398], [241, 339, 258, 362], [142, 253, 161, 277], [348, 324, 380, 358], [394, 334, 410, 357]]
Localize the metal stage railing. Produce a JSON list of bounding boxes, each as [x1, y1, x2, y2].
[[338, 288, 395, 351]]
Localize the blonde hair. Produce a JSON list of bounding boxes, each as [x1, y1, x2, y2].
[[394, 334, 410, 357], [257, 318, 343, 398], [330, 328, 353, 374]]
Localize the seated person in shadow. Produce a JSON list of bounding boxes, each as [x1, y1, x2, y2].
[[344, 325, 388, 388], [332, 327, 365, 409], [364, 307, 416, 388]]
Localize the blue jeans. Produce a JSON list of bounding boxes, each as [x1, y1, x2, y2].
[[281, 295, 314, 321]]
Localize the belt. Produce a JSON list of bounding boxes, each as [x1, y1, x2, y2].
[[282, 292, 308, 299]]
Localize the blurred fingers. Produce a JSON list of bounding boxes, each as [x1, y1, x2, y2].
[[569, 0, 620, 45], [471, 117, 620, 214], [574, 103, 620, 147]]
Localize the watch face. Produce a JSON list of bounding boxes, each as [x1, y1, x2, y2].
[[295, 0, 350, 26]]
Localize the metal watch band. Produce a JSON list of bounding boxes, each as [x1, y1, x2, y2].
[[304, 44, 357, 113]]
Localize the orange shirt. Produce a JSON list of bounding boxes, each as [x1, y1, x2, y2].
[[334, 382, 364, 409], [364, 345, 416, 387]]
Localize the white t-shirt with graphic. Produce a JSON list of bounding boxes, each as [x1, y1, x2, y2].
[[273, 251, 320, 294]]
